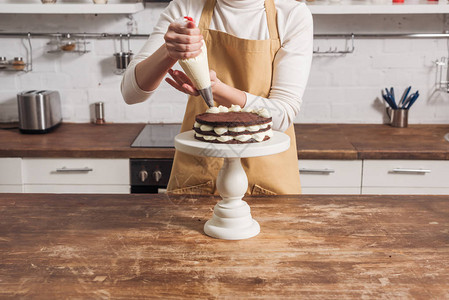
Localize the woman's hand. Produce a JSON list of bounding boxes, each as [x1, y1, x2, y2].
[[164, 20, 203, 60], [166, 69, 221, 96], [166, 69, 245, 107]]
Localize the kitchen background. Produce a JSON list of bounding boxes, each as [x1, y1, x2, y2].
[[0, 1, 448, 125]]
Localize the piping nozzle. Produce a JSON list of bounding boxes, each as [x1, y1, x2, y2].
[[198, 86, 214, 108]]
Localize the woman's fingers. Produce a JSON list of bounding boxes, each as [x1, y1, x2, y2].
[[168, 21, 200, 36], [164, 21, 203, 60], [165, 43, 202, 59], [181, 83, 199, 96], [168, 69, 189, 88], [165, 77, 199, 96], [166, 69, 199, 96]]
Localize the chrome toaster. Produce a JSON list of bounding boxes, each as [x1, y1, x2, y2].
[[17, 90, 62, 133]]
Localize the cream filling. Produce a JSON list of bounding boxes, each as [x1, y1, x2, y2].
[[205, 105, 272, 118], [195, 129, 273, 142], [178, 42, 211, 90], [196, 122, 273, 133], [214, 126, 228, 135]]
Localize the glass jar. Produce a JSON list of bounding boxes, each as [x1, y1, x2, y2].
[[12, 57, 26, 71], [60, 34, 76, 52]]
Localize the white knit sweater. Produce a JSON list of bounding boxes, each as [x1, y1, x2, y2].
[[121, 0, 313, 131]]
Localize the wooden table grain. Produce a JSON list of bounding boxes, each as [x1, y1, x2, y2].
[[1, 193, 448, 299]]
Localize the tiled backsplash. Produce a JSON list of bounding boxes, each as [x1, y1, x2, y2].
[[0, 3, 448, 124]]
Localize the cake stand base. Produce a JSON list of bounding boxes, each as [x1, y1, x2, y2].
[[203, 157, 260, 240], [204, 218, 260, 240], [174, 131, 290, 240]]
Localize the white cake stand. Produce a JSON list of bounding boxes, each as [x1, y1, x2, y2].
[[174, 130, 290, 240]]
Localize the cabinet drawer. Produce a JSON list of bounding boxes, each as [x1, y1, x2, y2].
[[0, 158, 22, 185], [24, 184, 129, 194], [298, 160, 362, 188], [363, 187, 449, 195], [362, 160, 449, 188], [23, 158, 129, 185], [302, 187, 360, 195]]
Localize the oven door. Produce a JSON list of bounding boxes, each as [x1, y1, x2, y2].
[[130, 159, 173, 194]]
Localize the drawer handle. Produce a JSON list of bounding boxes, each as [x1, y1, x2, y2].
[[299, 168, 335, 174], [55, 167, 93, 173], [390, 168, 431, 174]]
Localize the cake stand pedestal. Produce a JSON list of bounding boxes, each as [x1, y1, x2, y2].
[[174, 130, 290, 240]]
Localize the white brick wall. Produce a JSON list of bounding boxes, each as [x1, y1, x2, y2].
[[0, 3, 448, 124]]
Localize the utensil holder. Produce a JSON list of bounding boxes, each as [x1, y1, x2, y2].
[[114, 52, 133, 71], [386, 108, 408, 128]]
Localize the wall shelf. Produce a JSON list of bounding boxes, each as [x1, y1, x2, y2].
[[0, 2, 144, 14], [306, 0, 449, 14]]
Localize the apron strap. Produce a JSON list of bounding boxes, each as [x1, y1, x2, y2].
[[264, 0, 279, 42], [198, 0, 216, 32]]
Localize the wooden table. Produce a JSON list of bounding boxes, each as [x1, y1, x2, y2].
[[1, 193, 448, 298]]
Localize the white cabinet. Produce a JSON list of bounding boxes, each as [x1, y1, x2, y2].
[[22, 158, 130, 194], [298, 160, 362, 194], [0, 158, 23, 193], [362, 160, 449, 195]]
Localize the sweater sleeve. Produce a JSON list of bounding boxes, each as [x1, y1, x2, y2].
[[244, 4, 313, 132], [120, 0, 189, 104]]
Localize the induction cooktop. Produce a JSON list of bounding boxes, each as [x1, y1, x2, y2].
[[131, 124, 182, 148]]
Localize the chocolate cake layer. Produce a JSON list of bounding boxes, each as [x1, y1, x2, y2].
[[193, 126, 271, 137], [194, 135, 271, 144], [195, 112, 272, 127]]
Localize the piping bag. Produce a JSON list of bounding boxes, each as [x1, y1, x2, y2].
[[177, 16, 215, 107]]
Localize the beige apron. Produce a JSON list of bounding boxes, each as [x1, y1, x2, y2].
[[167, 0, 301, 195]]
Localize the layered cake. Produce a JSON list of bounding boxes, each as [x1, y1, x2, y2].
[[193, 105, 273, 144]]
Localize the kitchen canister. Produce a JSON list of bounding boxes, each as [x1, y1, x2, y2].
[[94, 102, 105, 124], [386, 107, 408, 128]]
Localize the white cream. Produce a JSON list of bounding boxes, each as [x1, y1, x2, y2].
[[203, 135, 216, 141], [200, 124, 213, 131], [228, 126, 246, 132], [235, 135, 252, 142], [195, 129, 273, 143], [214, 127, 228, 135], [256, 108, 271, 118], [247, 125, 260, 132], [206, 106, 220, 114], [252, 132, 266, 142], [218, 105, 229, 113], [229, 104, 242, 112], [217, 136, 233, 142], [178, 30, 211, 90], [197, 123, 272, 133]]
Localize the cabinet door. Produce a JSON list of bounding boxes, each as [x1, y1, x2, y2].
[[23, 158, 129, 185], [362, 160, 449, 195], [0, 158, 23, 193], [298, 160, 362, 194], [0, 158, 22, 184]]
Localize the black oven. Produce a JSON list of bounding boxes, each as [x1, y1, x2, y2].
[[130, 124, 180, 194], [130, 158, 173, 194]]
